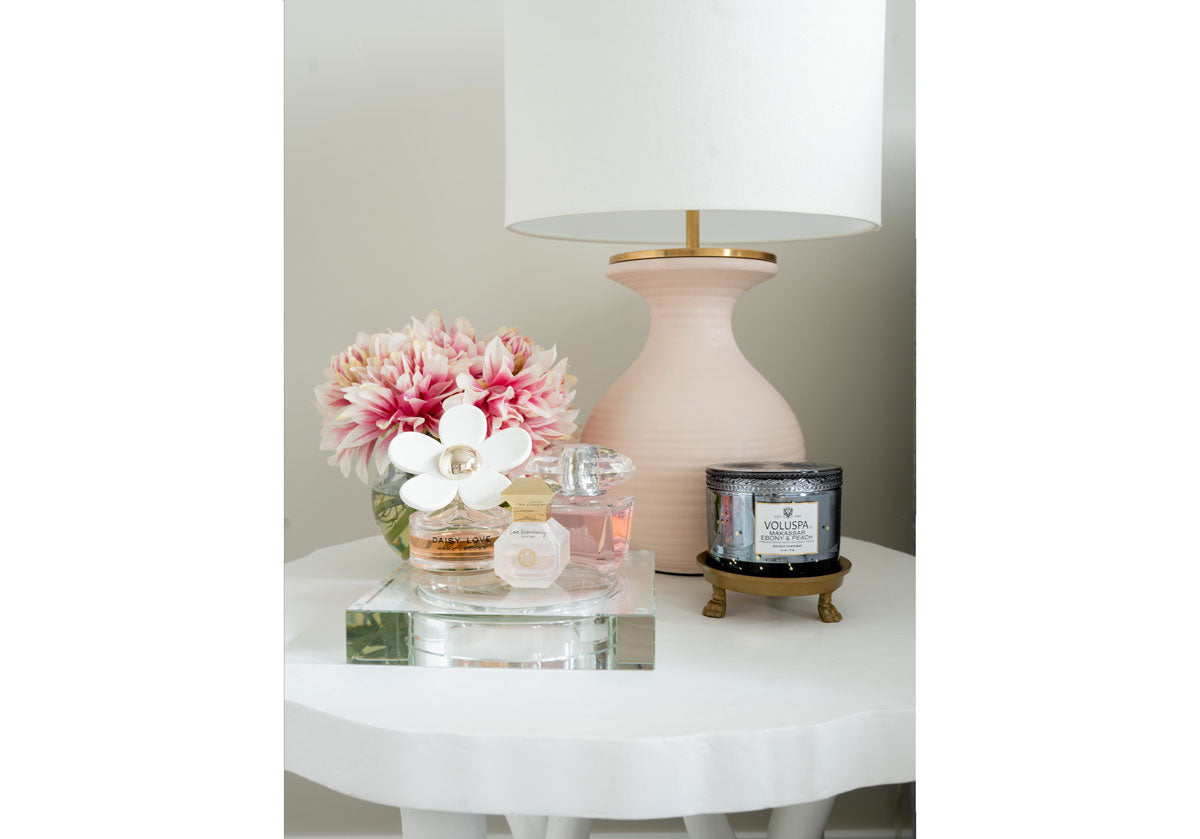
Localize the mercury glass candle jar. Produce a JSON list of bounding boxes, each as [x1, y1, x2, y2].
[[705, 462, 842, 578]]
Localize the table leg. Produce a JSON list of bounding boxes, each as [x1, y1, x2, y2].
[[703, 584, 727, 618], [501, 814, 588, 839], [683, 812, 737, 838], [545, 816, 591, 839], [399, 807, 486, 839], [505, 814, 548, 839], [766, 797, 836, 839]]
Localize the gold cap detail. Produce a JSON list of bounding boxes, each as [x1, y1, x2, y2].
[[502, 477, 555, 522]]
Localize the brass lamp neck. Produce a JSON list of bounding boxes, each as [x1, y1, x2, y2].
[[610, 210, 777, 264]]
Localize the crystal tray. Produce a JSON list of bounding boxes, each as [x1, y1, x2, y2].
[[346, 550, 655, 670]]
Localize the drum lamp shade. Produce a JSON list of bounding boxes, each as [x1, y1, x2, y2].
[[504, 0, 887, 245]]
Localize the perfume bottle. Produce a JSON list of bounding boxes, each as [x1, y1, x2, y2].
[[408, 499, 511, 573], [493, 478, 570, 588], [525, 444, 635, 564]]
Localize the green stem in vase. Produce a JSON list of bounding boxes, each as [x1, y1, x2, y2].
[[371, 485, 413, 558]]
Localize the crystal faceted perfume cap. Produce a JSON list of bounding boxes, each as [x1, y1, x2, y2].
[[502, 477, 556, 522], [524, 444, 636, 497]]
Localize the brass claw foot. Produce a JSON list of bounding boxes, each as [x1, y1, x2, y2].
[[702, 584, 727, 618], [817, 592, 842, 623], [695, 553, 851, 624]]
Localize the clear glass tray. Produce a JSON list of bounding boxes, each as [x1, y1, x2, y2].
[[346, 551, 655, 670]]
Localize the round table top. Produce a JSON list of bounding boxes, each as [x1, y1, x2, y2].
[[285, 536, 914, 820]]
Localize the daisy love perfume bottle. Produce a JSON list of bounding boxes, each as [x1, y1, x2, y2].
[[494, 478, 571, 588], [525, 444, 635, 564], [388, 403, 534, 574], [407, 501, 510, 573]]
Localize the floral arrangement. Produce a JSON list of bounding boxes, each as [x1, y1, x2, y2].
[[316, 311, 578, 484]]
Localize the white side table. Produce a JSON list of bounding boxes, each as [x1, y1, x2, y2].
[[285, 536, 914, 838]]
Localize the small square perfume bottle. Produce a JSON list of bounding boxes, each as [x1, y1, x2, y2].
[[494, 477, 571, 588], [525, 444, 635, 564]]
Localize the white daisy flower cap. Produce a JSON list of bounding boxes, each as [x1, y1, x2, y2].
[[387, 403, 532, 512]]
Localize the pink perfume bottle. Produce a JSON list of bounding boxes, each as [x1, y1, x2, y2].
[[525, 444, 635, 564]]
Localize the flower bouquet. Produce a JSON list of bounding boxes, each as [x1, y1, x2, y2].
[[315, 312, 579, 557]]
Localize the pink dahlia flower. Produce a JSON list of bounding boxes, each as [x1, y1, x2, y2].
[[316, 312, 579, 483], [492, 326, 537, 369], [316, 328, 469, 483], [406, 311, 482, 361], [453, 334, 579, 455]]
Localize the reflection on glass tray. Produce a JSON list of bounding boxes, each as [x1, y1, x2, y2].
[[346, 550, 655, 670], [416, 563, 620, 614]]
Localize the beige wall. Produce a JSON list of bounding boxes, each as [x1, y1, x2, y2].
[[285, 0, 914, 562]]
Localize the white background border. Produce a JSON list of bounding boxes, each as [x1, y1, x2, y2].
[[3, 1, 1198, 836]]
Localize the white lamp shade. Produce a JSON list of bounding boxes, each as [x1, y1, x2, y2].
[[504, 0, 887, 245]]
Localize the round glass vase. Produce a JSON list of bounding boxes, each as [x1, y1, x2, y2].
[[371, 464, 414, 559]]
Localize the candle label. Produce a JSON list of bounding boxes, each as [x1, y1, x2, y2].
[[754, 501, 819, 558]]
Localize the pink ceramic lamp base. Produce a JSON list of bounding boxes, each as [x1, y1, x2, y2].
[[582, 257, 805, 575]]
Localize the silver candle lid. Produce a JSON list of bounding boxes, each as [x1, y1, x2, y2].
[[706, 461, 843, 494]]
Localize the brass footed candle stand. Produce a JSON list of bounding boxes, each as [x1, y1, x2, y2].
[[695, 553, 852, 623]]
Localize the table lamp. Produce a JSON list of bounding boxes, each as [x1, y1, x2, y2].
[[504, 0, 886, 574]]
